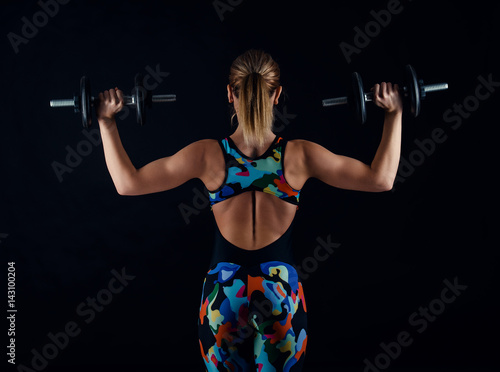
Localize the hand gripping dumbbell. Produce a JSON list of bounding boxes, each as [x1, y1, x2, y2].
[[49, 73, 176, 127], [322, 65, 448, 124]]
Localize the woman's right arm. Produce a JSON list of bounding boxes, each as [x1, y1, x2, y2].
[[299, 82, 403, 192]]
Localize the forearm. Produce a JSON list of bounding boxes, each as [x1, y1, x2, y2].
[[370, 111, 402, 188], [98, 119, 137, 194]]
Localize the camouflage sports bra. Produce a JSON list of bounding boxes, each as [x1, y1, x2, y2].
[[207, 134, 301, 210]]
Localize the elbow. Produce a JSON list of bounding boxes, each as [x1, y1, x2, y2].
[[116, 188, 130, 196], [115, 179, 137, 196], [372, 175, 394, 192], [116, 186, 131, 196]]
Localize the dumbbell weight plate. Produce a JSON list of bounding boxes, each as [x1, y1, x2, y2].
[[80, 76, 91, 128], [134, 73, 146, 126], [351, 72, 367, 125], [405, 65, 421, 117]]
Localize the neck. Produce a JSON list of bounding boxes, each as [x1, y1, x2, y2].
[[229, 128, 277, 159], [231, 125, 275, 145]]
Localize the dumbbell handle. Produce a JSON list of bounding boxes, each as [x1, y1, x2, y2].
[[421, 83, 449, 93], [49, 99, 76, 107], [50, 94, 176, 108], [322, 83, 449, 107], [148, 94, 177, 103]]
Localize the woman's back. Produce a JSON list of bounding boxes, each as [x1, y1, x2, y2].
[[203, 134, 307, 251]]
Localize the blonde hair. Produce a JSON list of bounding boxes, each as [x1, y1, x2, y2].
[[229, 49, 280, 148]]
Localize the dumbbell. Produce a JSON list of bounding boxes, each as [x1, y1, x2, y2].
[[49, 73, 176, 128], [322, 65, 448, 124]]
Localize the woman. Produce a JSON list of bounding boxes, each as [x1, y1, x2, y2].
[[96, 50, 402, 371]]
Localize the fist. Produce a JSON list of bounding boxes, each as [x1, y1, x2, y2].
[[96, 88, 124, 122], [372, 82, 403, 114]]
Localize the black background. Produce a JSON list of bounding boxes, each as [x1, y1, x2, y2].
[[1, 0, 498, 371]]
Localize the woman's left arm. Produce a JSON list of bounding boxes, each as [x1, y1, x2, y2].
[[117, 139, 210, 196], [96, 87, 209, 196]]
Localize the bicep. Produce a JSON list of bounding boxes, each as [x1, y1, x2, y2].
[[303, 141, 382, 192], [124, 140, 207, 196]]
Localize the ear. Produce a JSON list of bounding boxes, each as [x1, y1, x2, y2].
[[227, 84, 234, 103], [274, 86, 283, 105]]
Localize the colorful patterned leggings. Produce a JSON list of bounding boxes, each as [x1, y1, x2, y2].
[[198, 261, 308, 371]]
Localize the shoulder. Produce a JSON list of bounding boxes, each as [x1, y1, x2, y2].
[[191, 138, 220, 146], [281, 139, 324, 188], [282, 139, 312, 174], [187, 139, 225, 165], [185, 138, 221, 153], [285, 139, 339, 179], [171, 139, 222, 165], [285, 139, 324, 160], [288, 139, 334, 157]]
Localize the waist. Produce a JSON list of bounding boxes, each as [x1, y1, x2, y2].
[[209, 220, 296, 269]]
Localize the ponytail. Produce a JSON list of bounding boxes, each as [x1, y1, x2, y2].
[[229, 50, 281, 149], [238, 72, 274, 148]]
